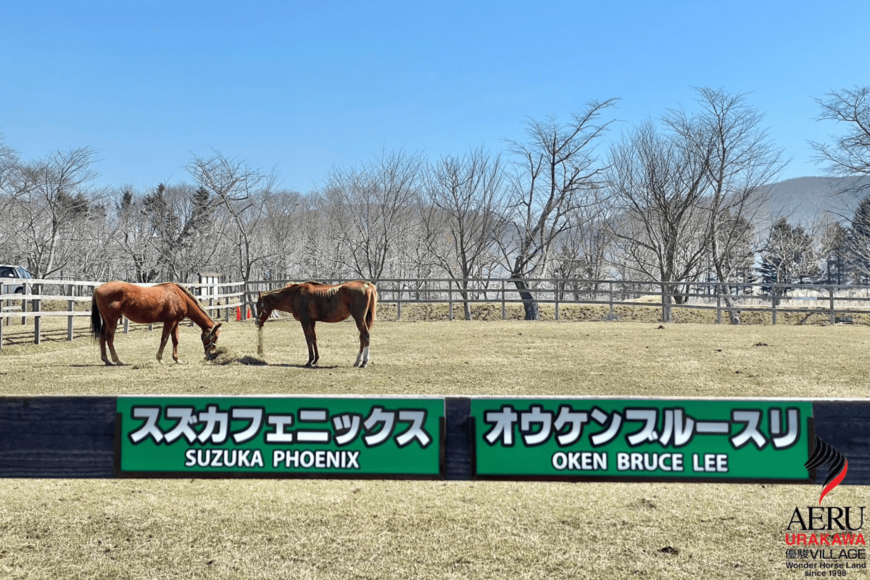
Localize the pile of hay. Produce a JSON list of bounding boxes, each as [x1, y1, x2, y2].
[[209, 346, 267, 366]]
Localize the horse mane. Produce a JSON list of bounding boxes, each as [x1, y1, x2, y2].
[[173, 283, 212, 322]]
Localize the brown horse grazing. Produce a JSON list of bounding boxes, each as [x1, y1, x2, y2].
[[91, 282, 222, 365], [255, 280, 377, 367]]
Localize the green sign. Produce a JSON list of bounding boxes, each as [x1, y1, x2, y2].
[[117, 397, 443, 476], [472, 399, 813, 480]]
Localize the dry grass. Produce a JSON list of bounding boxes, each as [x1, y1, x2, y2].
[[2, 479, 865, 579], [1, 316, 868, 398], [0, 318, 868, 578]]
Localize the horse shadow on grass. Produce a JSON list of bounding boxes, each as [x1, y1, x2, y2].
[[75, 358, 341, 369], [214, 355, 338, 369], [278, 363, 339, 369]]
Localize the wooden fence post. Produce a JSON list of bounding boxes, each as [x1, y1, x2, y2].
[[67, 297, 75, 342], [716, 284, 722, 325], [498, 280, 504, 320], [609, 281, 614, 319], [554, 280, 560, 321], [772, 290, 777, 326], [33, 284, 41, 345], [448, 280, 453, 321], [397, 283, 402, 321], [829, 286, 835, 325]]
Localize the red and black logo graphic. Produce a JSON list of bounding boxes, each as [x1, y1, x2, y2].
[[805, 437, 849, 505]]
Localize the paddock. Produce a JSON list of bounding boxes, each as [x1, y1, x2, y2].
[[0, 319, 867, 578]]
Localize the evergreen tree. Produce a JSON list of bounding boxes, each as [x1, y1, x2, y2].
[[821, 222, 849, 285]]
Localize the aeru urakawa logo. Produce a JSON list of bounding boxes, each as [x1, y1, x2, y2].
[[805, 437, 849, 504]]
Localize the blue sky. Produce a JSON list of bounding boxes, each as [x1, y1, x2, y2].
[[1, 1, 867, 193]]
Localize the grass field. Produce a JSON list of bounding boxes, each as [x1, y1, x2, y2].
[[1, 318, 868, 578]]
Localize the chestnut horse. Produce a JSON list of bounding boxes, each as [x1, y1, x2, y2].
[[255, 280, 377, 367], [91, 282, 222, 365]]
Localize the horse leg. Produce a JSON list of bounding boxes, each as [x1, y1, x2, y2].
[[156, 323, 172, 363], [99, 318, 112, 365], [352, 314, 371, 368], [353, 332, 364, 367], [171, 322, 181, 363], [100, 336, 111, 365], [310, 321, 320, 366], [302, 321, 316, 367], [107, 318, 124, 365]]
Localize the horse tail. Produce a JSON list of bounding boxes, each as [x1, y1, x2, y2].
[[90, 291, 102, 341], [366, 283, 377, 330]]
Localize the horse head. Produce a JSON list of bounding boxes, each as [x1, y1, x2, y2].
[[255, 293, 273, 328], [201, 322, 222, 359]]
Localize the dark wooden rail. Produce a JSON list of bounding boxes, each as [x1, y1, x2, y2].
[[0, 396, 866, 485]]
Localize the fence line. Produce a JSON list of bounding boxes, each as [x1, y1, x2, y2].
[[245, 278, 870, 323], [2, 277, 870, 347], [1, 280, 245, 348]]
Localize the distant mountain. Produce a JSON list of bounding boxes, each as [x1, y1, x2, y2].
[[763, 176, 870, 224]]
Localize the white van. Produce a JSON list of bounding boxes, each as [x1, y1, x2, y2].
[[0, 265, 33, 295]]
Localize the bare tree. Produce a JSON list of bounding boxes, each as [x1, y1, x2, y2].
[[258, 189, 305, 280], [551, 204, 613, 300], [113, 183, 224, 283], [667, 87, 785, 323], [297, 194, 351, 280], [607, 121, 711, 322], [422, 148, 505, 319], [114, 186, 162, 282], [0, 141, 22, 263], [498, 100, 617, 320], [187, 152, 276, 283], [812, 86, 870, 193], [0, 138, 18, 193], [4, 147, 100, 278], [322, 150, 422, 281]]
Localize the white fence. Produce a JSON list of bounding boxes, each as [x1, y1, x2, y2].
[[247, 278, 870, 323], [0, 279, 245, 348], [2, 277, 870, 348]]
